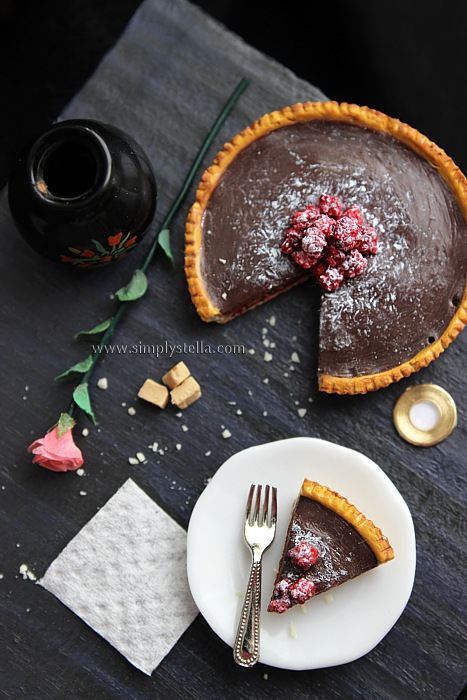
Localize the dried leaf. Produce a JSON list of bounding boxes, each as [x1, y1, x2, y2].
[[57, 412, 76, 438], [116, 269, 148, 302], [55, 355, 93, 380], [73, 382, 96, 424], [158, 228, 174, 265], [74, 318, 112, 340]]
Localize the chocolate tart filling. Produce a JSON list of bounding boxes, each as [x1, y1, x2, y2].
[[273, 495, 378, 597], [186, 102, 467, 393]]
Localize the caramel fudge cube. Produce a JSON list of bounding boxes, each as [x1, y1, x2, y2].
[[137, 379, 169, 409], [170, 376, 201, 409], [162, 361, 191, 389]]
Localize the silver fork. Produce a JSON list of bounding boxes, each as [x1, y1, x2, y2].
[[233, 484, 277, 667]]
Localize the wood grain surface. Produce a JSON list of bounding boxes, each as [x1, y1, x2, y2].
[[0, 0, 465, 698]]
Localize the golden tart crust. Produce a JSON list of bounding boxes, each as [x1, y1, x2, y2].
[[300, 478, 394, 565], [185, 101, 467, 395]]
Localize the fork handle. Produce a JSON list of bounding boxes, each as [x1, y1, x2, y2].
[[233, 554, 262, 667]]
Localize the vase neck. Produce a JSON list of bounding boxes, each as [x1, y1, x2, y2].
[[31, 124, 111, 206]]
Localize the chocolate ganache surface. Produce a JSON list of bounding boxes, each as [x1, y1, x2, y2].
[[200, 121, 467, 378], [273, 495, 378, 597]]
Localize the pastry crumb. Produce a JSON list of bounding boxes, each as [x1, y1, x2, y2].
[[82, 428, 89, 437], [19, 564, 36, 581], [298, 408, 307, 418], [181, 425, 189, 432], [148, 441, 159, 452], [79, 491, 87, 497], [97, 377, 108, 390], [176, 444, 182, 451], [267, 315, 276, 327], [263, 673, 269, 680], [128, 457, 139, 465], [248, 348, 255, 355], [205, 450, 211, 457], [263, 378, 269, 384], [127, 407, 136, 416], [263, 351, 273, 362], [222, 429, 232, 439], [291, 351, 300, 363], [76, 468, 85, 477], [136, 452, 146, 463]]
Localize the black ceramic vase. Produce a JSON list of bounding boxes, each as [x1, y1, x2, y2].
[[8, 119, 157, 268]]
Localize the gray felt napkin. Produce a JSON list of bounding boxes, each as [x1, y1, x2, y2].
[[40, 479, 198, 675]]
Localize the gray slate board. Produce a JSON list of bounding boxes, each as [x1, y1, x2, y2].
[[0, 0, 466, 698]]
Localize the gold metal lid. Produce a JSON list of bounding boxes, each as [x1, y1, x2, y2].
[[393, 384, 457, 447]]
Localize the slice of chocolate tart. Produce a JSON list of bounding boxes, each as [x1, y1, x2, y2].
[[185, 102, 467, 394], [267, 479, 394, 613]]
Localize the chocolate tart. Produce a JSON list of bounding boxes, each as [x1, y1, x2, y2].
[[268, 479, 395, 613], [185, 102, 467, 394]]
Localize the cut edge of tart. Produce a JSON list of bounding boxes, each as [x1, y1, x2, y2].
[[268, 478, 395, 614], [185, 101, 467, 394]]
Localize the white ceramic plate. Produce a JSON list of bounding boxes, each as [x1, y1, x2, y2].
[[187, 437, 416, 670]]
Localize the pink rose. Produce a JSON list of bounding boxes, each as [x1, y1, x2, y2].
[[28, 426, 84, 472]]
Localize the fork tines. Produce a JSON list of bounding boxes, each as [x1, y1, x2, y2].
[[246, 484, 277, 527]]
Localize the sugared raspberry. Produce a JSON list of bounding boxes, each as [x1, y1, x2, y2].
[[301, 229, 327, 258], [287, 542, 318, 570], [292, 205, 320, 231], [332, 216, 362, 251], [342, 206, 364, 225], [268, 578, 293, 613], [311, 261, 327, 278], [288, 578, 316, 604], [356, 226, 379, 254], [316, 266, 344, 291], [292, 249, 316, 269], [282, 194, 377, 291], [319, 194, 342, 219], [281, 228, 303, 254], [268, 597, 292, 614], [339, 249, 368, 279], [323, 244, 347, 268], [312, 214, 336, 238], [272, 578, 292, 597]]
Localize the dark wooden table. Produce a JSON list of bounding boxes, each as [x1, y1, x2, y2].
[[1, 0, 466, 698]]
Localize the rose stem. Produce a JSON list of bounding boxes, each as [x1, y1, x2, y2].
[[66, 76, 250, 420]]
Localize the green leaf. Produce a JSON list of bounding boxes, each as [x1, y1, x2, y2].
[[73, 382, 96, 424], [54, 354, 94, 380], [57, 412, 76, 438], [91, 238, 107, 255], [116, 269, 148, 302], [74, 318, 112, 340], [158, 228, 174, 265]]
